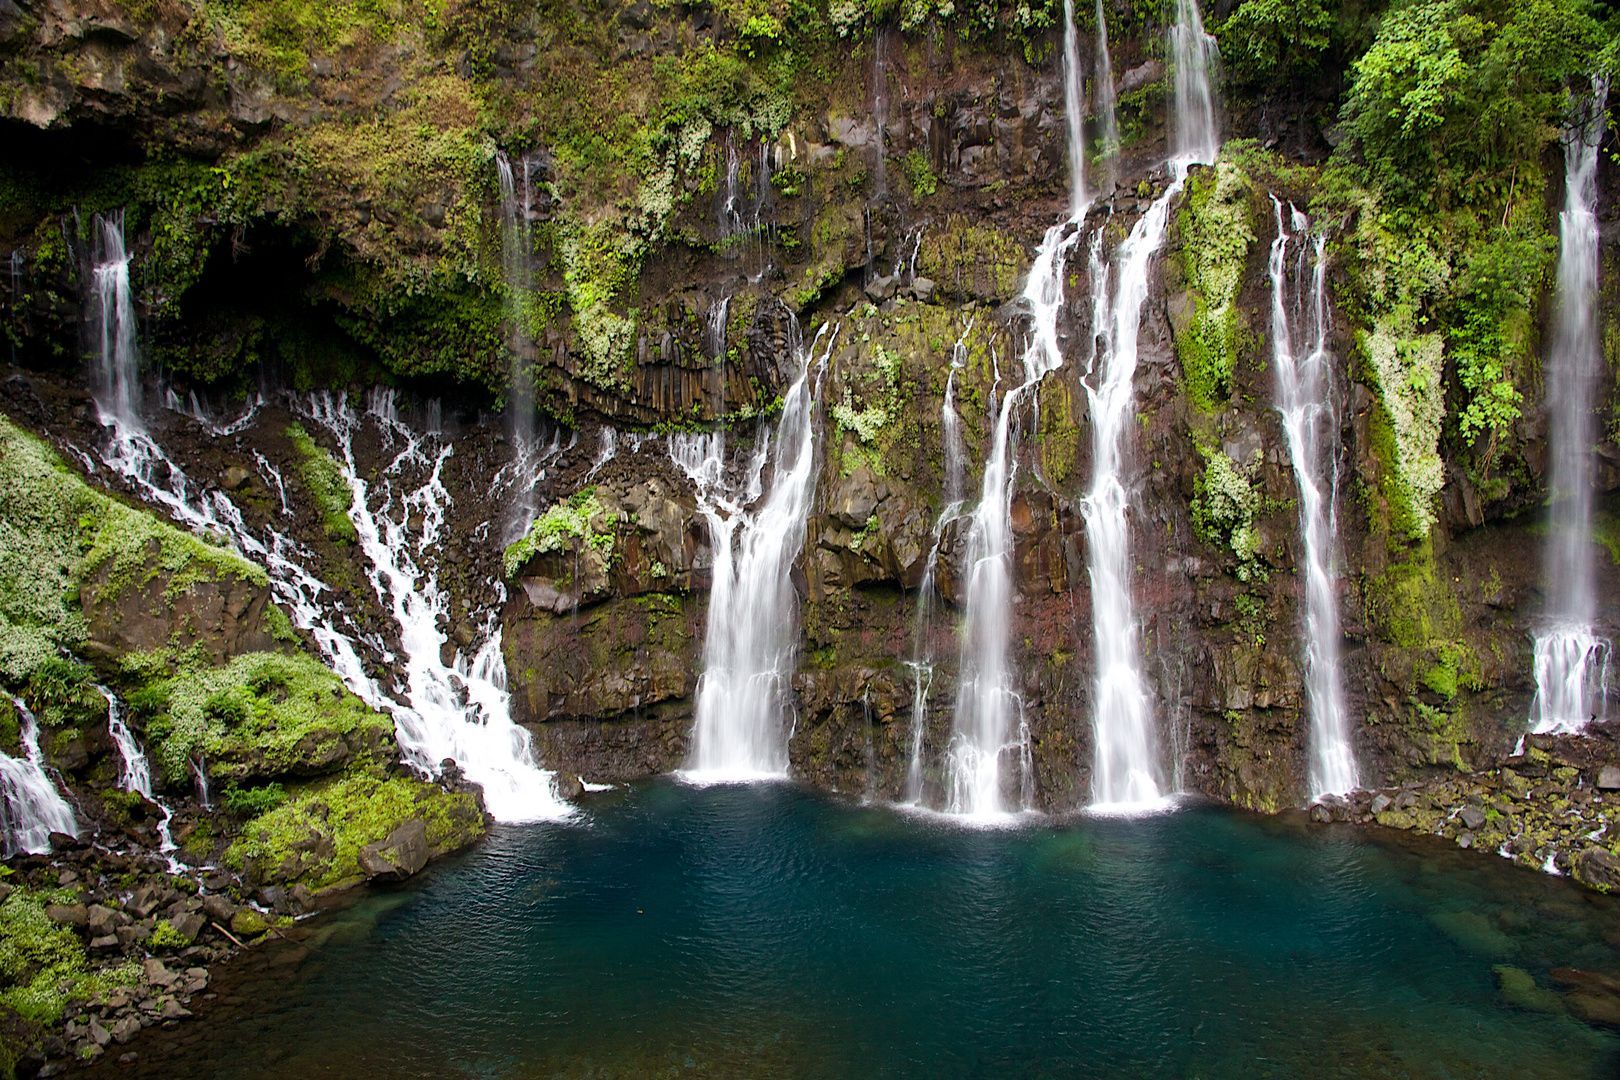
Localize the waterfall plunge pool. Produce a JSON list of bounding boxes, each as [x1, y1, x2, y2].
[[95, 780, 1617, 1078]]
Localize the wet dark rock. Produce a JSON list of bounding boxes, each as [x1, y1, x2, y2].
[[358, 819, 430, 881]]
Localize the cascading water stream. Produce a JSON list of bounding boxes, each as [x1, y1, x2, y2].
[[1093, 0, 1120, 191], [904, 318, 975, 803], [90, 211, 141, 430], [98, 684, 178, 853], [1084, 0, 1219, 810], [1061, 0, 1086, 215], [943, 7, 1107, 818], [1268, 199, 1358, 799], [671, 322, 833, 781], [1, 697, 77, 856], [303, 390, 571, 820], [1531, 77, 1612, 735], [946, 228, 1079, 817]]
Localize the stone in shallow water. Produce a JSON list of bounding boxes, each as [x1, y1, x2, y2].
[[1493, 966, 1563, 1013], [1552, 968, 1620, 1028], [1574, 847, 1620, 892]]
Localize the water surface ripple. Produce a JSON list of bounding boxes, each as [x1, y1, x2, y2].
[[101, 781, 1618, 1079]]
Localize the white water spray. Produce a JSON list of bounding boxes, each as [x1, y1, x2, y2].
[[1531, 77, 1612, 736], [671, 322, 832, 781], [303, 390, 571, 820], [1, 697, 76, 856], [1269, 199, 1358, 799], [98, 684, 178, 853]]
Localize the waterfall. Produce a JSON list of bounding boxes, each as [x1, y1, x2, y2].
[[1532, 77, 1613, 735], [303, 390, 571, 820], [1269, 199, 1358, 799], [871, 28, 888, 197], [904, 320, 975, 802], [99, 684, 178, 852], [1094, 0, 1120, 191], [1061, 0, 1087, 214], [497, 151, 542, 537], [1084, 0, 1219, 811], [90, 211, 141, 431], [1169, 0, 1220, 166], [671, 322, 832, 782], [2, 697, 77, 856], [947, 228, 1080, 817]]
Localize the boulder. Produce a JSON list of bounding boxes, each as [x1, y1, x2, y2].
[[169, 912, 207, 943], [46, 903, 87, 928], [358, 819, 430, 881], [1598, 765, 1620, 790], [1574, 847, 1620, 892], [1459, 805, 1487, 830], [229, 908, 270, 938], [1369, 793, 1393, 814], [1552, 968, 1620, 1028]]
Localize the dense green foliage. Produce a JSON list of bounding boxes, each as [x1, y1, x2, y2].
[[129, 651, 394, 785], [0, 414, 266, 685], [1325, 0, 1616, 531]]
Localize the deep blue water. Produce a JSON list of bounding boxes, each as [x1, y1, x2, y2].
[[110, 781, 1620, 1078]]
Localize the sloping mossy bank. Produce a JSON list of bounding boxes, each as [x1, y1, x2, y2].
[[0, 412, 489, 1074]]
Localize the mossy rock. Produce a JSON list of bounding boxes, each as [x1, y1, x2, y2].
[[225, 774, 485, 892]]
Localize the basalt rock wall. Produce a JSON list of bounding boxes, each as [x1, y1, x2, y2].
[[1, 0, 1619, 821]]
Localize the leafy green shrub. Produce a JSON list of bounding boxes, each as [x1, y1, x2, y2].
[[222, 781, 289, 819], [503, 489, 617, 578]]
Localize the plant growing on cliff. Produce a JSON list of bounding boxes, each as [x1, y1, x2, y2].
[[286, 424, 357, 543], [502, 489, 617, 578], [1176, 160, 1256, 411], [1191, 446, 1270, 582]]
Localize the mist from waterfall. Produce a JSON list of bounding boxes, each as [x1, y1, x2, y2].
[[1532, 77, 1613, 735], [672, 322, 832, 782], [1084, 0, 1219, 811], [1269, 199, 1358, 799]]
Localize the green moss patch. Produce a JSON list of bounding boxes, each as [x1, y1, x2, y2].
[[134, 651, 394, 786], [503, 488, 617, 578], [0, 878, 138, 1026], [286, 423, 357, 543], [224, 774, 485, 891], [0, 413, 266, 685], [1175, 159, 1256, 411]]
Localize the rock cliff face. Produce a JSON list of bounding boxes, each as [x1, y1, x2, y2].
[[1, 1, 1618, 830]]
